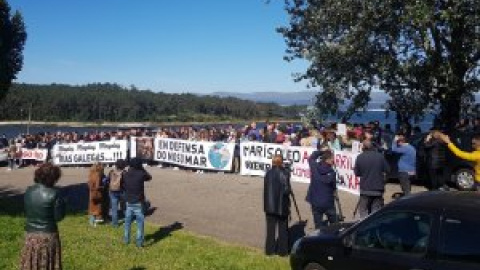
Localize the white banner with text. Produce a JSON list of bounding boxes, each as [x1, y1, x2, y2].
[[51, 140, 128, 165], [239, 142, 360, 195], [154, 138, 235, 171]]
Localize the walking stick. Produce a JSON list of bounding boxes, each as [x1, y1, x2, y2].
[[290, 190, 303, 222], [285, 163, 303, 222]]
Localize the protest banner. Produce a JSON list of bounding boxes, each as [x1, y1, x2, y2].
[[154, 138, 235, 171], [239, 141, 313, 180], [20, 148, 48, 161], [333, 150, 360, 195], [336, 123, 347, 136], [130, 136, 155, 160], [239, 142, 289, 176], [240, 141, 360, 195], [51, 140, 128, 165]]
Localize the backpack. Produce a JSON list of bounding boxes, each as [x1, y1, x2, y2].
[[109, 169, 123, 192]]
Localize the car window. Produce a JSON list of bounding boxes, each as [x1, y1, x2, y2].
[[439, 216, 480, 264], [353, 212, 432, 254]]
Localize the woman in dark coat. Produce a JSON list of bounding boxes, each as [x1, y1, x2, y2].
[[263, 155, 291, 256], [20, 163, 65, 270]]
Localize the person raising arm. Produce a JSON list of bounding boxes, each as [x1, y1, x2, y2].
[[436, 131, 480, 189]]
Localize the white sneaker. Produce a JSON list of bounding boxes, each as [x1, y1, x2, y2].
[[173, 167, 179, 170]]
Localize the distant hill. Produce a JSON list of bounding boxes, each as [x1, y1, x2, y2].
[[211, 91, 480, 110], [211, 91, 316, 106], [211, 91, 390, 109]]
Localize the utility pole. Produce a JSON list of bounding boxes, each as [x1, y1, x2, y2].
[[27, 103, 32, 135]]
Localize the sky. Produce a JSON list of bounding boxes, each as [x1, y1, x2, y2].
[[8, 0, 309, 94]]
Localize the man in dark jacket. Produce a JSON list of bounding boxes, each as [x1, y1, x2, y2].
[[123, 158, 152, 247], [263, 154, 291, 256], [307, 150, 337, 230], [424, 130, 449, 190], [354, 140, 390, 219]]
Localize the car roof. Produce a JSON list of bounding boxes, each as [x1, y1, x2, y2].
[[386, 191, 480, 213]]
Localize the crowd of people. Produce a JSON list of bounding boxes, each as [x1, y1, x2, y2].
[[14, 117, 480, 266], [263, 125, 480, 256], [1, 118, 473, 168]]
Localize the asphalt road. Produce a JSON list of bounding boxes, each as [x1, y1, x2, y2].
[[0, 166, 427, 249]]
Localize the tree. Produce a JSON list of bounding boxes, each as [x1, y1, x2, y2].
[[279, 0, 480, 128], [0, 0, 27, 101]]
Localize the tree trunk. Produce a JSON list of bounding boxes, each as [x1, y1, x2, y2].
[[439, 94, 461, 132]]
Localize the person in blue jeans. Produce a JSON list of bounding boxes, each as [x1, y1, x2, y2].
[[108, 159, 127, 227], [122, 158, 152, 247]]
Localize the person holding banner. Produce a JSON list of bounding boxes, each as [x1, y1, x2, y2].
[[354, 140, 390, 219], [7, 139, 17, 171], [263, 155, 291, 256], [306, 150, 338, 230]]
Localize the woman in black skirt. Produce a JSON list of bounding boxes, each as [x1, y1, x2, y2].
[[20, 163, 66, 270]]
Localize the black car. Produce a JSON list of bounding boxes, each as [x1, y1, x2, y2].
[[290, 192, 480, 270], [413, 132, 476, 190], [385, 132, 476, 190]]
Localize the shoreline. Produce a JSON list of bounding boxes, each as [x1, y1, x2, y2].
[[0, 119, 300, 128]]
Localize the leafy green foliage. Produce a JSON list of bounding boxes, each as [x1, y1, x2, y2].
[[279, 0, 480, 128], [0, 83, 303, 122], [0, 0, 27, 101]]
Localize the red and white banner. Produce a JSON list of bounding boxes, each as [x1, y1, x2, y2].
[[20, 148, 48, 161], [239, 142, 360, 195], [333, 151, 360, 195]]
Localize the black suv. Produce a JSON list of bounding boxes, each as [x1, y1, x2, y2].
[[385, 131, 475, 190], [413, 131, 476, 190], [290, 191, 480, 270]]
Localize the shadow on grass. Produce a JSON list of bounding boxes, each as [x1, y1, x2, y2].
[[59, 183, 89, 213], [0, 182, 90, 218], [0, 186, 24, 216], [144, 221, 184, 247], [129, 267, 146, 270]]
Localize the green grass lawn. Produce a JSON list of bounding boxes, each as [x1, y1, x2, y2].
[[0, 197, 289, 270]]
